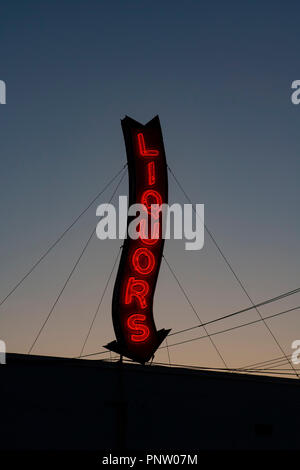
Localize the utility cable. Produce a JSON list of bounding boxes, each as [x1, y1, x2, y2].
[[163, 254, 229, 368], [0, 164, 127, 310], [78, 246, 122, 358], [77, 304, 300, 362], [167, 164, 300, 378], [169, 288, 300, 337], [28, 169, 126, 354], [159, 305, 300, 352]]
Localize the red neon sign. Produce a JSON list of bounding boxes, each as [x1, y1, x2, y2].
[[127, 314, 150, 342], [138, 219, 159, 245], [137, 132, 159, 157], [125, 277, 149, 309], [132, 247, 156, 276], [147, 161, 156, 186], [105, 116, 170, 363], [141, 189, 162, 218]]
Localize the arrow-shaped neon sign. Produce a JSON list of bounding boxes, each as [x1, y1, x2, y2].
[[105, 116, 170, 363]]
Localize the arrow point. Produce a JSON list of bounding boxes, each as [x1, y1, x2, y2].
[[104, 340, 122, 356], [104, 328, 171, 365], [156, 328, 171, 348]]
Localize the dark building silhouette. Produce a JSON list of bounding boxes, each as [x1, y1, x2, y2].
[[1, 353, 299, 451]]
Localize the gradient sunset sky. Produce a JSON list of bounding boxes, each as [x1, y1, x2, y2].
[[1, 0, 300, 372]]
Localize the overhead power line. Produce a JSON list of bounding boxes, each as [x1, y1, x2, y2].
[[241, 353, 294, 370], [75, 355, 300, 377], [247, 358, 292, 371], [159, 305, 300, 352], [78, 304, 300, 361], [75, 350, 110, 359], [167, 164, 300, 378], [111, 358, 300, 377], [0, 164, 127, 310], [169, 287, 300, 337], [146, 360, 300, 376]]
